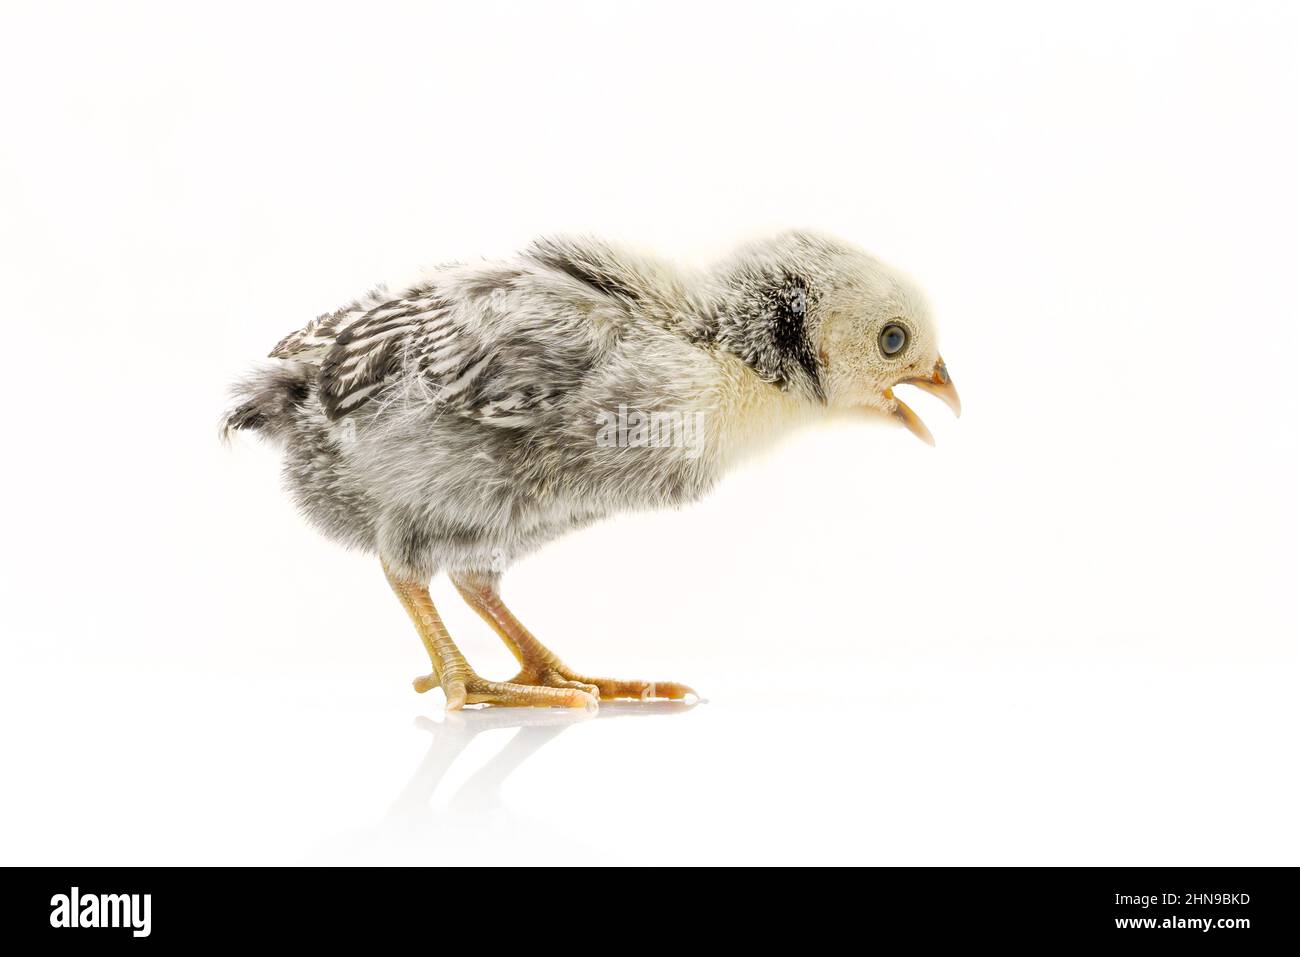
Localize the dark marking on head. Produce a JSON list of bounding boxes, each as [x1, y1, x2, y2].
[[763, 273, 823, 400], [714, 271, 825, 402]]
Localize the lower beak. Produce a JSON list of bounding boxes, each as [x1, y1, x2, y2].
[[885, 388, 935, 445], [889, 356, 962, 446]]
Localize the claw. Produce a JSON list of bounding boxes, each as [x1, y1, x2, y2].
[[444, 683, 468, 711]]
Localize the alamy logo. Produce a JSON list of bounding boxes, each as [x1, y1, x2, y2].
[[50, 886, 151, 938], [595, 404, 706, 459]]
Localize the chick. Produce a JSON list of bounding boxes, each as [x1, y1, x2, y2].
[[223, 231, 959, 710]]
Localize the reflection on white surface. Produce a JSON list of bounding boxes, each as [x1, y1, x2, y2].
[[392, 703, 695, 819], [314, 702, 698, 865]]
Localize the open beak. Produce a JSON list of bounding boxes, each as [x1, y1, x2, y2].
[[888, 356, 961, 446]]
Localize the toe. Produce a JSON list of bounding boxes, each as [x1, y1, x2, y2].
[[503, 665, 695, 705], [412, 673, 439, 694], [589, 678, 697, 701], [466, 678, 597, 711], [509, 669, 601, 699], [444, 682, 468, 711], [555, 677, 601, 697], [648, 681, 697, 701]]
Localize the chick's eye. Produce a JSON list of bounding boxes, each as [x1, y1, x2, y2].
[[879, 323, 908, 357]]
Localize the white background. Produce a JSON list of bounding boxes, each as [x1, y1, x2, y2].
[[2, 1, 1297, 866]]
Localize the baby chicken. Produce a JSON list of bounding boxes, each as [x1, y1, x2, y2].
[[223, 231, 959, 710]]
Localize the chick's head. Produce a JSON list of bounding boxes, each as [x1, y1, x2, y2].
[[720, 231, 960, 444]]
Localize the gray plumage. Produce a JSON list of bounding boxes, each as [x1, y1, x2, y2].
[[223, 231, 946, 583]]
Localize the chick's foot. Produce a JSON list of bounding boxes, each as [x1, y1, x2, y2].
[[450, 572, 698, 704]]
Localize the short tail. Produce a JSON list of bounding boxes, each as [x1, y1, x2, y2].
[[219, 362, 312, 444]]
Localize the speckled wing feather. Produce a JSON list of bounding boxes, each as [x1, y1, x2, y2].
[[269, 283, 393, 364], [316, 293, 479, 419], [273, 287, 597, 425]]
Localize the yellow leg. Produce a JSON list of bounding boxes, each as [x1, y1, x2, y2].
[[384, 563, 595, 711], [451, 571, 697, 702]]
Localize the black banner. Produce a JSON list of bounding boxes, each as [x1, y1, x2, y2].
[[7, 866, 1296, 946]]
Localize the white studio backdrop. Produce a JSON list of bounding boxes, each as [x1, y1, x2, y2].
[[1, 1, 1296, 865]]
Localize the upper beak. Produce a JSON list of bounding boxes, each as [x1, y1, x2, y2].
[[888, 356, 961, 446], [902, 356, 962, 417]]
